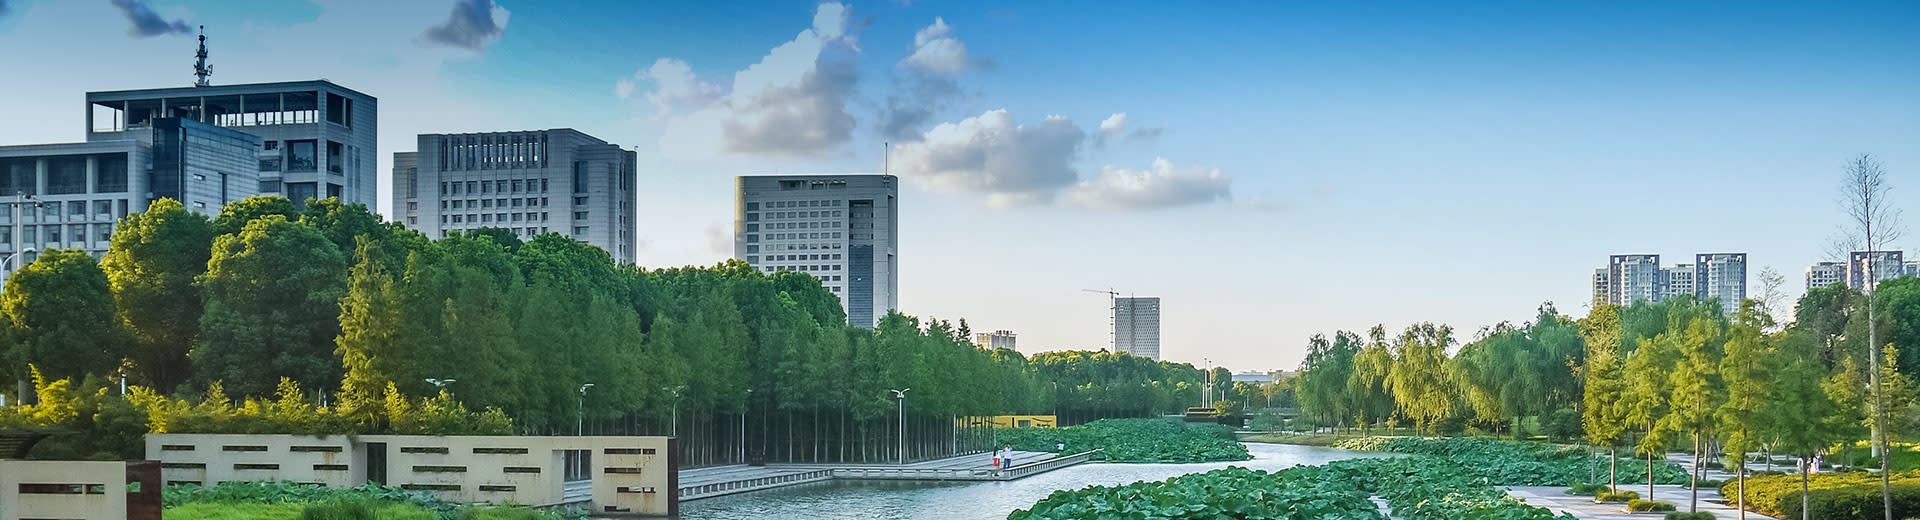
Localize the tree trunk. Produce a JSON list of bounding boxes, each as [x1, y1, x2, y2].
[[1647, 452, 1655, 500], [1690, 434, 1701, 512], [1737, 457, 1747, 520], [1610, 446, 1619, 493], [1801, 457, 1811, 520]]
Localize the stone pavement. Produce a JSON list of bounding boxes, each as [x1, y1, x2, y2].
[[1506, 485, 1780, 520]]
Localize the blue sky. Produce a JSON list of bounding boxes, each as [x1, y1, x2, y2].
[[1, 0, 1918, 373]]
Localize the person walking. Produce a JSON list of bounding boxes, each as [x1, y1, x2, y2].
[[991, 449, 1001, 470]]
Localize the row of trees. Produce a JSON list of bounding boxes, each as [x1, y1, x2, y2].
[[0, 195, 1212, 464]]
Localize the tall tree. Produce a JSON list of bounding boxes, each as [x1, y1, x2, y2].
[[101, 198, 214, 393], [1584, 343, 1629, 492], [335, 236, 407, 420], [192, 215, 349, 397], [1623, 332, 1679, 499], [1, 249, 130, 385], [1657, 312, 1726, 513], [210, 195, 299, 236], [1837, 153, 1901, 519], [1719, 300, 1773, 519]]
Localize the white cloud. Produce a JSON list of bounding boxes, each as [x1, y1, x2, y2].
[[632, 3, 859, 158], [1064, 158, 1233, 210], [892, 109, 1086, 207], [1094, 112, 1164, 148], [900, 17, 971, 77], [704, 222, 732, 257]]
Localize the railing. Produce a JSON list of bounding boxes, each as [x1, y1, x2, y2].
[[1002, 449, 1100, 479], [677, 468, 834, 501]]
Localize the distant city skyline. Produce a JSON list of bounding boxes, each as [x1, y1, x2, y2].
[[1, 1, 1916, 372]]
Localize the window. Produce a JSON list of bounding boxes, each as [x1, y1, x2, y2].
[[746, 245, 758, 253], [260, 141, 283, 171], [746, 224, 758, 232], [452, 200, 463, 209], [573, 162, 587, 193], [574, 211, 588, 220], [325, 93, 352, 127], [326, 141, 344, 174], [47, 157, 85, 195], [45, 225, 59, 244], [95, 154, 128, 193], [452, 215, 463, 223], [573, 226, 587, 235], [511, 199, 522, 208], [287, 140, 318, 172], [575, 196, 588, 206], [512, 180, 523, 193], [746, 234, 757, 243], [43, 202, 58, 219], [482, 181, 492, 194], [746, 213, 758, 222], [747, 202, 759, 210]]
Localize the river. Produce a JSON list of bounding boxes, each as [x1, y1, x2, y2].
[[677, 441, 1396, 519]]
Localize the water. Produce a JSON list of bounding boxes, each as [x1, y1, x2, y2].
[[677, 442, 1395, 519]]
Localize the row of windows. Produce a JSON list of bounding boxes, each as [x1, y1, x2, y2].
[[742, 242, 844, 255], [1, 223, 115, 248], [443, 179, 550, 196], [769, 253, 841, 262], [443, 212, 548, 224], [439, 134, 549, 172], [765, 210, 841, 220], [746, 199, 843, 211], [439, 226, 550, 238], [763, 221, 840, 230], [745, 232, 842, 243], [0, 199, 129, 222], [445, 198, 549, 210], [0, 154, 133, 195]]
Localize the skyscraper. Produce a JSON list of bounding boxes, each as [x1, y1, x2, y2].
[[973, 330, 1017, 350], [86, 80, 376, 208], [1661, 263, 1695, 301], [734, 175, 897, 328], [1606, 254, 1662, 306], [1694, 253, 1748, 315], [1114, 297, 1162, 361], [392, 129, 637, 264], [1848, 250, 1906, 291], [1591, 267, 1609, 308], [1807, 261, 1845, 290]]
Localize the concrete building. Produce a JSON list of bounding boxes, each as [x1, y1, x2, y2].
[[392, 129, 637, 264], [1694, 253, 1748, 315], [1661, 263, 1695, 301], [1808, 261, 1845, 290], [973, 330, 1017, 350], [1606, 254, 1663, 306], [85, 80, 376, 208], [1591, 268, 1609, 308], [1114, 296, 1161, 361], [1849, 251, 1908, 291], [734, 175, 898, 328], [1, 118, 259, 285]]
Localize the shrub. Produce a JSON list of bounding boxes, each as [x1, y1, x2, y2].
[[1565, 482, 1608, 496], [1627, 499, 1675, 512], [1791, 482, 1920, 520], [1663, 513, 1714, 520], [1723, 470, 1920, 518], [1596, 490, 1640, 502]]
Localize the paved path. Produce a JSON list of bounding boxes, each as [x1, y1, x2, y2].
[[1507, 485, 1779, 520]]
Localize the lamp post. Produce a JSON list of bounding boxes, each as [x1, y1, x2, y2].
[[739, 388, 752, 463], [577, 383, 594, 436], [891, 388, 910, 465], [425, 378, 455, 390], [663, 385, 686, 434]]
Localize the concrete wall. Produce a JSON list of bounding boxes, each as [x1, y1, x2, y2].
[[0, 460, 129, 520], [145, 434, 358, 487], [146, 434, 676, 516]]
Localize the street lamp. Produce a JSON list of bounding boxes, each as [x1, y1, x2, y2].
[[740, 388, 753, 463], [891, 388, 910, 465], [577, 383, 595, 436], [2, 247, 36, 272], [425, 378, 455, 390], [663, 385, 686, 434]]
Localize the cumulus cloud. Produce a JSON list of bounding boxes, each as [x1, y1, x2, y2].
[[880, 17, 987, 142], [892, 109, 1086, 207], [1064, 158, 1233, 211], [705, 223, 732, 257], [419, 0, 510, 52], [111, 0, 191, 38], [635, 3, 860, 158], [1093, 112, 1165, 148]]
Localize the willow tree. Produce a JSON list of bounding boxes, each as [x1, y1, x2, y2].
[[1387, 322, 1456, 435]]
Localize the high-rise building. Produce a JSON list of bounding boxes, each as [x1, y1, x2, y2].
[[1606, 254, 1663, 306], [392, 130, 637, 264], [1694, 253, 1748, 315], [1848, 250, 1906, 291], [85, 80, 376, 208], [1591, 268, 1609, 308], [1114, 296, 1162, 361], [974, 330, 1017, 350], [1, 118, 260, 285], [1596, 252, 1747, 312], [1661, 263, 1695, 301], [734, 175, 897, 328], [1807, 261, 1845, 290]]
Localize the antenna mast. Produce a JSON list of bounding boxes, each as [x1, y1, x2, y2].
[[193, 25, 213, 87], [884, 141, 890, 175]]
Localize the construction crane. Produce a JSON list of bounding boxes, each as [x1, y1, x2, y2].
[[1081, 288, 1120, 352]]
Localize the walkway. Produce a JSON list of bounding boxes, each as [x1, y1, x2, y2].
[[1506, 485, 1779, 520], [678, 450, 1090, 501]]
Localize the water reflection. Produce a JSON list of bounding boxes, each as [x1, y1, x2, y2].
[[677, 442, 1396, 519]]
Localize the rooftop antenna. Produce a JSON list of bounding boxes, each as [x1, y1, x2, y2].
[[193, 25, 212, 87], [884, 141, 890, 175]]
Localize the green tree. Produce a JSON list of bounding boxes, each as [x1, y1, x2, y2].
[[1584, 344, 1629, 492], [1622, 332, 1679, 500], [1718, 300, 1773, 516], [192, 216, 349, 397], [334, 236, 407, 423], [1771, 330, 1848, 520], [1655, 311, 1726, 513], [210, 195, 299, 236], [101, 198, 214, 393], [1387, 322, 1456, 434], [1, 249, 130, 385]]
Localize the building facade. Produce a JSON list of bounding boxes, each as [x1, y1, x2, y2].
[[734, 175, 898, 328], [1114, 296, 1161, 361], [973, 330, 1017, 350], [1848, 250, 1906, 291], [1807, 261, 1845, 290], [1694, 253, 1748, 315], [392, 130, 637, 264], [1606, 254, 1663, 306], [86, 80, 376, 208], [1, 118, 259, 285], [1596, 252, 1747, 312]]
